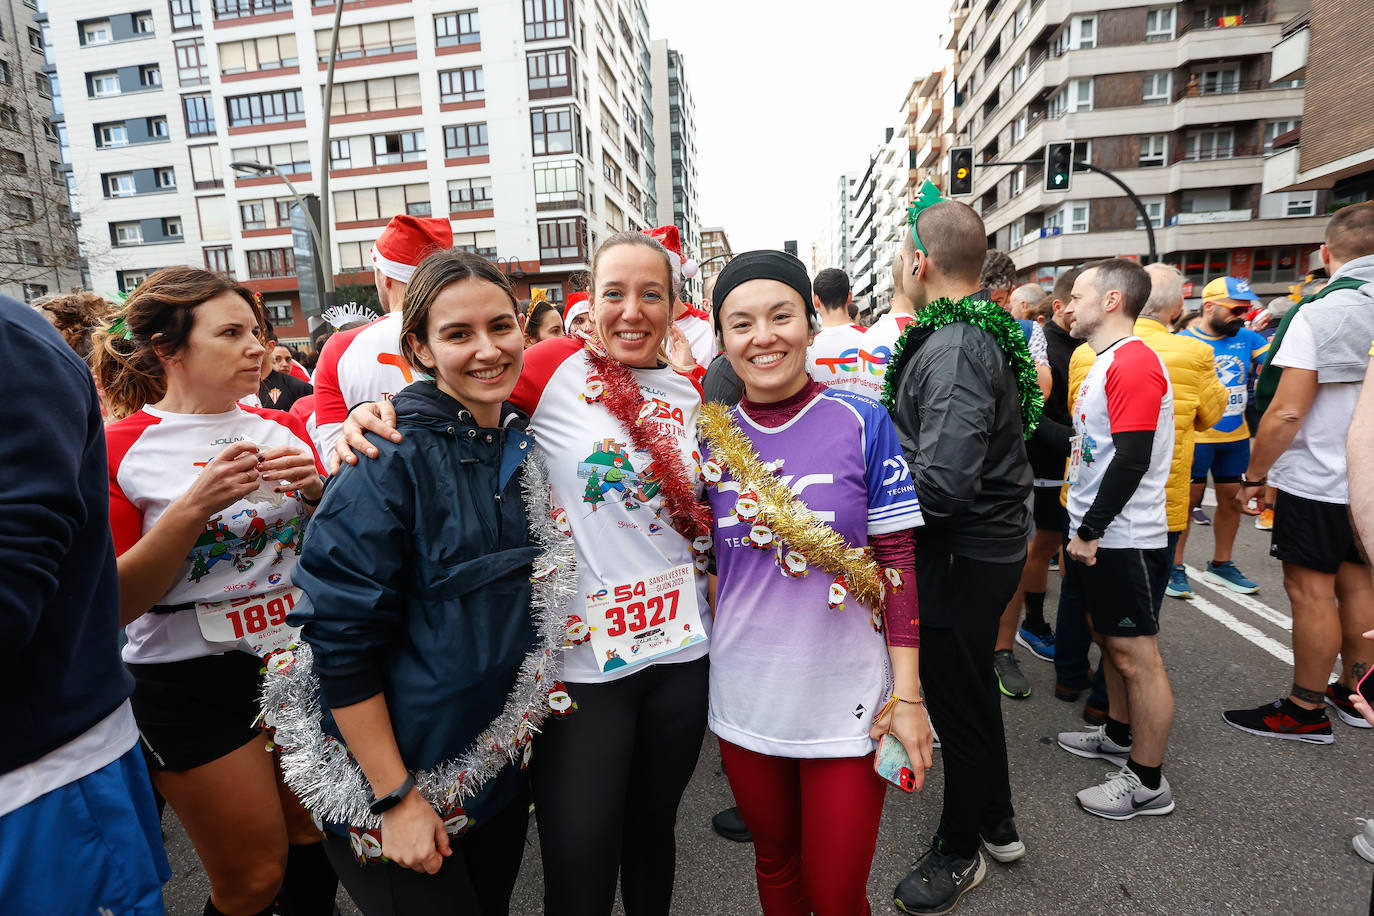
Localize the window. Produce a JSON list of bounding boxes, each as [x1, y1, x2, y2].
[[175, 38, 208, 85], [1047, 202, 1089, 233], [184, 94, 215, 135], [1136, 196, 1165, 229], [1263, 119, 1300, 151], [219, 34, 298, 73], [435, 10, 479, 46], [320, 19, 416, 61], [329, 138, 351, 168], [139, 65, 162, 88], [112, 221, 144, 246], [88, 71, 119, 97], [1142, 71, 1171, 105], [264, 301, 292, 324], [599, 103, 619, 146], [164, 217, 183, 238], [156, 166, 176, 189], [531, 106, 579, 155], [444, 122, 488, 158], [453, 230, 496, 258], [136, 12, 155, 33], [190, 145, 222, 187], [1145, 7, 1175, 41], [1260, 192, 1317, 219], [333, 184, 431, 223], [21, 283, 49, 302], [1181, 188, 1232, 213], [6, 194, 34, 219], [240, 200, 266, 229], [1078, 16, 1096, 48], [1197, 67, 1240, 95], [170, 0, 201, 30], [0, 106, 16, 130], [534, 159, 585, 209], [151, 116, 170, 138], [1048, 79, 1092, 118], [1247, 247, 1301, 284], [118, 270, 151, 293], [82, 20, 111, 44], [439, 67, 484, 103], [1010, 167, 1024, 197], [213, 0, 292, 22], [528, 48, 573, 99], [231, 141, 309, 175], [1009, 220, 1024, 249], [1139, 133, 1167, 167], [204, 246, 233, 274], [1011, 111, 1027, 144], [1051, 16, 1096, 55], [227, 89, 304, 126], [538, 216, 584, 263], [372, 129, 425, 164], [28, 27, 42, 51], [337, 240, 376, 272], [247, 248, 295, 279], [96, 123, 128, 147], [1185, 128, 1234, 160], [0, 61, 10, 84], [601, 152, 620, 190], [42, 120, 57, 141], [1013, 1, 1029, 35], [622, 138, 639, 172], [524, 0, 569, 41], [274, 199, 292, 225], [330, 76, 421, 115], [448, 177, 493, 212], [104, 173, 136, 197]]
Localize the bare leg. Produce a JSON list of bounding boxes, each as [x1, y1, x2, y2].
[[1096, 632, 1129, 727], [1336, 561, 1374, 689], [1103, 635, 1173, 766], [1285, 562, 1341, 709], [1211, 481, 1241, 564], [1175, 481, 1206, 565]]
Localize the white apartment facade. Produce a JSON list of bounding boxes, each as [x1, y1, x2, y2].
[[650, 39, 698, 301], [49, 0, 659, 336]]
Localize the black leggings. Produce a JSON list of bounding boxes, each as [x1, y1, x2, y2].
[[531, 655, 709, 916], [320, 792, 528, 916]]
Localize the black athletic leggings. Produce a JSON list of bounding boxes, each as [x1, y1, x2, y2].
[[320, 791, 528, 916], [531, 655, 709, 916]]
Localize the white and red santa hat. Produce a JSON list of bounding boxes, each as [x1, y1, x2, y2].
[[562, 291, 590, 331], [370, 215, 454, 284], [642, 226, 698, 284]]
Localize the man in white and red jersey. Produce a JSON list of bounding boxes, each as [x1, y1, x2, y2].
[[311, 214, 452, 458], [806, 268, 880, 398], [643, 225, 716, 367], [864, 254, 919, 374], [1056, 258, 1178, 822]]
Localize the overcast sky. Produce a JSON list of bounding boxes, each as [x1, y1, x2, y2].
[[647, 0, 947, 255]]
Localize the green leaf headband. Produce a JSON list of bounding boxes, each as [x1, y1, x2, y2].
[[906, 178, 948, 256]]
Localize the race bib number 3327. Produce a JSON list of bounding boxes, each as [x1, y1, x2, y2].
[[585, 564, 704, 675]]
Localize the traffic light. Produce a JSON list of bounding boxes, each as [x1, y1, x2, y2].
[[948, 146, 974, 196], [1045, 141, 1074, 192]]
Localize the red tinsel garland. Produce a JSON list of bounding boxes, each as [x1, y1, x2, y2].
[[584, 344, 712, 542]]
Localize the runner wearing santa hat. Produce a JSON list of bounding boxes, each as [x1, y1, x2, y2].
[[312, 214, 453, 458], [562, 291, 591, 335], [643, 225, 717, 367]]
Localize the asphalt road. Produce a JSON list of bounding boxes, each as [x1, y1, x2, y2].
[[160, 493, 1374, 915]]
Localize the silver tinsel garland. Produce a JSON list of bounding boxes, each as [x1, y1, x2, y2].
[[259, 451, 579, 830]]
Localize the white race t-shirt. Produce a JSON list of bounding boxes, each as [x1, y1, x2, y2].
[[1268, 310, 1363, 504], [676, 305, 718, 368], [807, 323, 885, 399], [108, 404, 324, 664], [510, 337, 710, 683], [311, 312, 412, 458]]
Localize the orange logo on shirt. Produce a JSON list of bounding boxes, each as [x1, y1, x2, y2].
[[376, 352, 415, 383]]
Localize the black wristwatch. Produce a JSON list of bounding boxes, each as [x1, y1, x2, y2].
[[1076, 524, 1105, 542], [1241, 476, 1267, 488], [368, 773, 416, 816]]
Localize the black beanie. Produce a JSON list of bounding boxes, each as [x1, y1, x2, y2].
[[711, 250, 815, 335]]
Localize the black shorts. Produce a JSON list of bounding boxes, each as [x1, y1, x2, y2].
[[1033, 484, 1068, 534], [1270, 490, 1365, 575], [127, 652, 266, 772], [1067, 544, 1171, 638]]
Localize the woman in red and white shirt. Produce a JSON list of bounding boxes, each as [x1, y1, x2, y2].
[[92, 267, 332, 916]]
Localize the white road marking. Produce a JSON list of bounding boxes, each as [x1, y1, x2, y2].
[[1184, 565, 1292, 630], [1188, 593, 1294, 665]]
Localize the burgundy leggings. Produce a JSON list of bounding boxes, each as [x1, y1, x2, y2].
[[718, 739, 887, 916]]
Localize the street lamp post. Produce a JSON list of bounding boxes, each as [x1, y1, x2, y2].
[[229, 161, 326, 275]]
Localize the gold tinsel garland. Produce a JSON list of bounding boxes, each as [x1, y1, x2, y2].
[[698, 402, 885, 609]]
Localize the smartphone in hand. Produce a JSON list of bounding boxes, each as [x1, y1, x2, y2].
[[874, 733, 917, 793], [1357, 666, 1374, 712]]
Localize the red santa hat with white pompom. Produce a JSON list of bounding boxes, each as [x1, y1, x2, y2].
[[370, 214, 454, 284], [642, 225, 698, 284]]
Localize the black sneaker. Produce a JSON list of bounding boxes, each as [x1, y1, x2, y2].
[[894, 837, 986, 914], [710, 806, 752, 842]]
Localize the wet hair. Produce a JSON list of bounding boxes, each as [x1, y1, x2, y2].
[[33, 291, 117, 360], [524, 299, 562, 341], [1052, 266, 1083, 306], [907, 200, 987, 284], [589, 231, 677, 304], [812, 268, 851, 310], [979, 250, 1018, 293], [1326, 201, 1374, 262], [90, 267, 261, 419], [399, 249, 518, 371], [1082, 258, 1152, 320]]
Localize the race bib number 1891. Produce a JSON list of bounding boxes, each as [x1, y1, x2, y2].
[[585, 564, 704, 675], [197, 586, 306, 657]]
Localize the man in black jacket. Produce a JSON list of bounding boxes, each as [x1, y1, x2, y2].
[[888, 200, 1032, 915]]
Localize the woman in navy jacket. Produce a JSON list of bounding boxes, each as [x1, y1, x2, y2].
[[281, 251, 575, 915]]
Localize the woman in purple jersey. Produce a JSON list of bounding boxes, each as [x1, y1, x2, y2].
[[700, 251, 930, 915]]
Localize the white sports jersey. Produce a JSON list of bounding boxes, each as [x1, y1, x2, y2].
[[863, 312, 918, 384], [807, 323, 883, 398], [1067, 337, 1174, 550], [510, 337, 710, 683], [107, 405, 325, 664], [311, 312, 412, 458], [676, 305, 717, 368]]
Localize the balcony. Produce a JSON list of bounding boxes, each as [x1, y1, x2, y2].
[[1270, 16, 1309, 82], [1171, 209, 1253, 226]]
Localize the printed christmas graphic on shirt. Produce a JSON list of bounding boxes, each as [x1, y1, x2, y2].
[[577, 438, 665, 514]]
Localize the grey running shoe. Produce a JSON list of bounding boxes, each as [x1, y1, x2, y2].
[[994, 649, 1031, 699], [1056, 724, 1130, 765], [1076, 767, 1174, 820], [981, 816, 1025, 863]]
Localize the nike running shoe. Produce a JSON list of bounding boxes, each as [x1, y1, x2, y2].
[[1254, 508, 1274, 531], [1326, 683, 1373, 729], [1191, 507, 1212, 526], [1201, 560, 1260, 595], [980, 817, 1025, 863], [1165, 565, 1194, 600], [1057, 724, 1131, 765], [1222, 699, 1334, 744], [1076, 767, 1174, 820], [1354, 818, 1374, 864], [1015, 625, 1055, 662], [894, 838, 986, 915], [994, 649, 1031, 698]]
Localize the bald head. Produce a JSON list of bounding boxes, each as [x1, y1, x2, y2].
[[1141, 263, 1184, 322], [909, 200, 987, 285], [1007, 282, 1046, 318]]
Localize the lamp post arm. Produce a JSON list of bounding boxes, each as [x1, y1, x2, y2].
[[267, 166, 326, 267]]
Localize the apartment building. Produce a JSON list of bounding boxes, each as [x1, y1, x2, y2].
[[48, 0, 659, 337], [650, 39, 699, 299], [1, 0, 81, 302], [698, 223, 730, 290], [951, 0, 1322, 296], [811, 172, 854, 278]]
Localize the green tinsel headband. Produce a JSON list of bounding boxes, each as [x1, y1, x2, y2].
[[906, 178, 948, 256]]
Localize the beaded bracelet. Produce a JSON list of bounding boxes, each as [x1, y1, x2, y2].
[[890, 694, 925, 705]]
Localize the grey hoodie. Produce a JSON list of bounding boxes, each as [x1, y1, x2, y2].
[[1298, 254, 1374, 384]]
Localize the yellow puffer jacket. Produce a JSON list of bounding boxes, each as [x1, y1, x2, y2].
[[1064, 317, 1227, 532]]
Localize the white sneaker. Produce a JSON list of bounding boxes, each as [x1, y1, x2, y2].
[[1354, 818, 1374, 863], [1076, 767, 1174, 820], [1057, 724, 1130, 765]]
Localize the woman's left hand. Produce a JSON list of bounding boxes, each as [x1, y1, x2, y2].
[[870, 698, 935, 791], [258, 445, 324, 502]]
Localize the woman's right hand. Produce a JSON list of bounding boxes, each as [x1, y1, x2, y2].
[[380, 790, 451, 874], [179, 441, 262, 517], [330, 400, 401, 473]]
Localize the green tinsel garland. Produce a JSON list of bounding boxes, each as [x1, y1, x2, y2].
[[879, 296, 1044, 439]]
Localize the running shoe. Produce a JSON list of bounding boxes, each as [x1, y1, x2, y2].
[[1076, 767, 1174, 820], [1254, 507, 1274, 530], [1222, 699, 1334, 744], [1326, 682, 1373, 729], [710, 806, 752, 843], [1200, 560, 1260, 595], [894, 838, 986, 915], [994, 649, 1031, 698], [1191, 506, 1212, 525], [1354, 818, 1374, 864], [980, 817, 1025, 864], [1056, 724, 1131, 765], [1015, 624, 1055, 662], [1048, 551, 1060, 572], [1165, 565, 1194, 600]]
